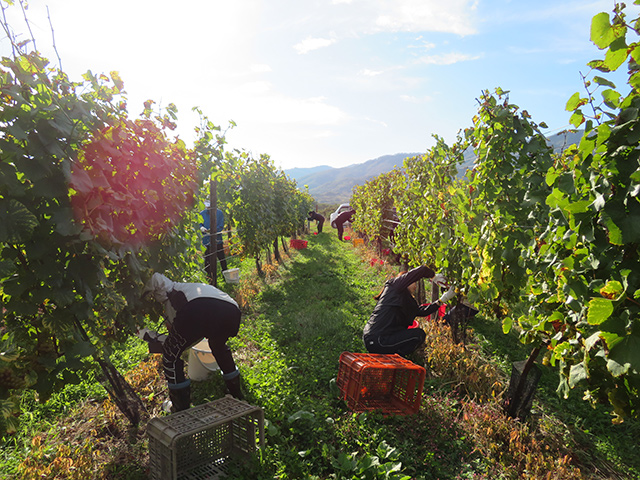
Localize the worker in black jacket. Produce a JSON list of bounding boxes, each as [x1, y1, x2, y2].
[[363, 266, 455, 357], [144, 273, 243, 412], [307, 211, 325, 233]]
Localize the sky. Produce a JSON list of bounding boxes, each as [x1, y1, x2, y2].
[[1, 0, 636, 171]]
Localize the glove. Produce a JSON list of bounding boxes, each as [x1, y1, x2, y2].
[[136, 328, 152, 340], [439, 286, 456, 304], [200, 226, 209, 233], [431, 273, 448, 288]]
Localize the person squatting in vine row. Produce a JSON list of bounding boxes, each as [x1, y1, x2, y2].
[[363, 265, 455, 357], [307, 210, 325, 234], [144, 272, 243, 412]]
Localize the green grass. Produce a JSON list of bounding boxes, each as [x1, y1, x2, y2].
[[3, 231, 639, 479]]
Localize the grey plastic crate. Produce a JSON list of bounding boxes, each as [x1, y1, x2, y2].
[[148, 395, 264, 480]]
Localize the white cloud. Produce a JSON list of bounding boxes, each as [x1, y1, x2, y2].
[[417, 52, 482, 65], [294, 36, 337, 54], [227, 87, 349, 126], [236, 81, 273, 96], [283, 0, 479, 48], [409, 39, 437, 51], [365, 0, 479, 36], [358, 116, 388, 128], [361, 69, 384, 77], [400, 94, 432, 103], [251, 64, 273, 73], [309, 130, 334, 138], [492, 1, 615, 24]]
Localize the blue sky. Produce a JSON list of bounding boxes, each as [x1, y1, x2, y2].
[[1, 0, 636, 170]]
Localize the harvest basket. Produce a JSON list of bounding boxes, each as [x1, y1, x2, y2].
[[187, 339, 220, 381], [336, 352, 426, 415], [289, 238, 308, 249], [148, 395, 264, 480], [222, 268, 240, 284]]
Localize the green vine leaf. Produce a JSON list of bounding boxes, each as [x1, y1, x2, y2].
[[631, 44, 640, 63], [502, 316, 513, 334], [600, 280, 624, 301], [607, 358, 630, 377], [587, 297, 614, 325], [593, 75, 617, 88], [566, 92, 587, 111], [0, 199, 38, 243], [591, 12, 616, 49], [604, 39, 630, 71], [570, 110, 585, 127], [569, 362, 588, 388], [608, 332, 640, 372]]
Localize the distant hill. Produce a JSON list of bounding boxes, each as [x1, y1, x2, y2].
[[285, 165, 333, 179], [547, 129, 583, 153], [285, 153, 419, 204], [286, 130, 583, 204]]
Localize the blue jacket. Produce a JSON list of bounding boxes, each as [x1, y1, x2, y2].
[[200, 208, 225, 246]]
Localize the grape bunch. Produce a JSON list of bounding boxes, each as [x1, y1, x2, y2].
[[0, 368, 26, 390], [36, 338, 57, 356]]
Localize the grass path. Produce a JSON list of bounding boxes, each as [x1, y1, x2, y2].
[[229, 232, 385, 416]]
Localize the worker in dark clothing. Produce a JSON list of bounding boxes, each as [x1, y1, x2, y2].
[[333, 208, 355, 241], [144, 273, 243, 412], [363, 266, 455, 357], [200, 203, 228, 277], [307, 211, 325, 233]]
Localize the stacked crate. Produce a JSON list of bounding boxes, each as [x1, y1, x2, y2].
[[148, 395, 264, 480]]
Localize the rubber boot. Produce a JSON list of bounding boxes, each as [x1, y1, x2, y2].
[[168, 384, 191, 412], [224, 375, 244, 400]]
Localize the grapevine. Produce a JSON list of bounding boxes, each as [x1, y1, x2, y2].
[[351, 3, 640, 421]]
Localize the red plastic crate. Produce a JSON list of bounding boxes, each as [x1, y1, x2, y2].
[[289, 239, 308, 249], [337, 352, 426, 415]]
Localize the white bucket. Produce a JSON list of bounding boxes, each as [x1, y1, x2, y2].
[[187, 339, 220, 381], [222, 268, 240, 284]]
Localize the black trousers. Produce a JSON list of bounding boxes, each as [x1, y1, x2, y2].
[[316, 219, 324, 233], [162, 297, 240, 388], [363, 327, 426, 357], [205, 242, 228, 274]]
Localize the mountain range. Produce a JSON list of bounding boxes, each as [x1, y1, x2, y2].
[[285, 130, 583, 204]]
